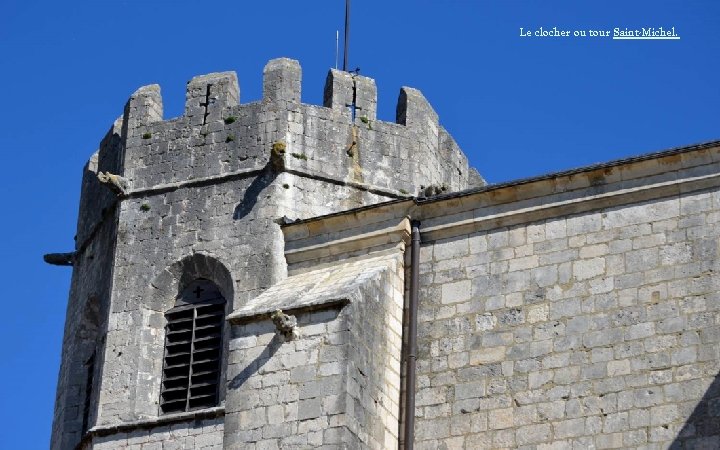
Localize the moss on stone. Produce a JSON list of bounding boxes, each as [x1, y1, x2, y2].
[[272, 141, 286, 154]]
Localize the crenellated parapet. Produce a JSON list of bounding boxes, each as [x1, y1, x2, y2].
[[104, 57, 481, 195]]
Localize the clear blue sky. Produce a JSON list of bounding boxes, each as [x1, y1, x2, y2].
[[1, 0, 718, 447]]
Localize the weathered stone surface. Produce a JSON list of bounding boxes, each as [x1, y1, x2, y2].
[[410, 148, 720, 448], [52, 58, 476, 450], [51, 55, 720, 450]]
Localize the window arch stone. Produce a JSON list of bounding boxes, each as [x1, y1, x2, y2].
[[136, 253, 234, 417], [147, 253, 234, 314]]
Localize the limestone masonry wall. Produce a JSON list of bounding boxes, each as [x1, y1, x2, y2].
[[224, 250, 406, 449], [52, 124, 124, 449], [413, 150, 720, 449], [52, 57, 476, 450], [52, 54, 720, 450], [226, 309, 350, 449], [88, 417, 224, 450]]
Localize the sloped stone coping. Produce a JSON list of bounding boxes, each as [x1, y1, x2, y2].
[[228, 254, 396, 324], [80, 406, 224, 444]]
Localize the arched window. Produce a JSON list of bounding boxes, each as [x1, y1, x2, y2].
[[160, 279, 225, 414]]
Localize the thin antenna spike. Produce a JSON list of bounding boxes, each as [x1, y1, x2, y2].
[[335, 30, 339, 70], [343, 0, 350, 72]]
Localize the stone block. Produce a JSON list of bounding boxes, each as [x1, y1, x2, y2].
[[263, 58, 301, 104]]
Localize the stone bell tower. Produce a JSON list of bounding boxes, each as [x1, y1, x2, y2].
[[48, 58, 481, 449]]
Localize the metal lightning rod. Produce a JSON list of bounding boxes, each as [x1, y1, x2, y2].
[[343, 0, 350, 71]]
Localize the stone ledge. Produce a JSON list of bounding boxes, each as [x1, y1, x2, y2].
[[228, 297, 349, 324], [285, 167, 410, 200], [420, 171, 720, 242], [418, 138, 720, 205], [127, 166, 265, 198], [284, 217, 411, 265], [86, 406, 224, 438], [123, 165, 408, 200]]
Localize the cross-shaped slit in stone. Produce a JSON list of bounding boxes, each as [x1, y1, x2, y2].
[[199, 84, 213, 126], [346, 73, 362, 122], [193, 285, 204, 299]]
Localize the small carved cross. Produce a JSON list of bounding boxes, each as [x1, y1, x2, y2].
[[346, 102, 363, 122], [345, 68, 362, 122], [193, 285, 204, 299]]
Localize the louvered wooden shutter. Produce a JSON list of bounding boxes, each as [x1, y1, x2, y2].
[[160, 280, 225, 414]]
